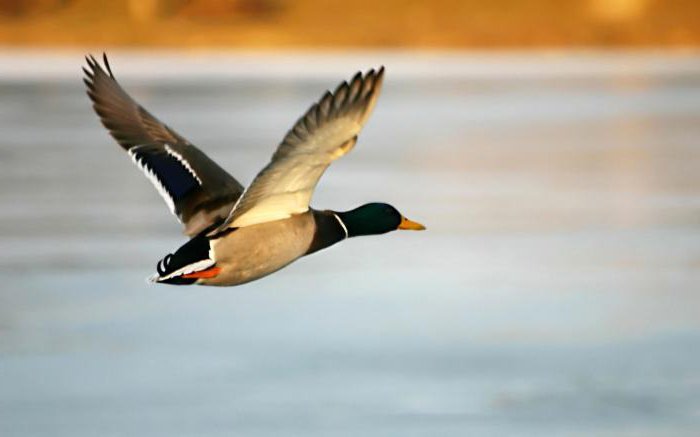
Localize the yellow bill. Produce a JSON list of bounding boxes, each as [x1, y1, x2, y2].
[[398, 216, 426, 231]]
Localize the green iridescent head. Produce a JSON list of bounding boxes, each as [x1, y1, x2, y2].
[[337, 203, 425, 237]]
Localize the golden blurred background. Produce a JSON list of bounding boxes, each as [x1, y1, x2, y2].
[[0, 0, 697, 47]]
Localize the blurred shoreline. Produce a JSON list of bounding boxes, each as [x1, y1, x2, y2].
[[0, 48, 699, 82]]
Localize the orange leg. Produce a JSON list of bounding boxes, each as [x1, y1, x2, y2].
[[182, 266, 222, 279]]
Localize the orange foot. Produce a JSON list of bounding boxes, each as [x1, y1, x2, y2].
[[182, 266, 222, 279]]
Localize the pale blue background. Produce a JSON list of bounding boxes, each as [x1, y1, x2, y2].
[[1, 51, 699, 436]]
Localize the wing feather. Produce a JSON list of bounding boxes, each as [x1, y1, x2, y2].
[[84, 54, 245, 236], [214, 67, 384, 231]]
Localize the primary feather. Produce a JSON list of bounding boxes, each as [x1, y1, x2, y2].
[[215, 67, 384, 231], [83, 54, 245, 236]]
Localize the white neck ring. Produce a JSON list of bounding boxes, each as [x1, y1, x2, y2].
[[332, 213, 349, 239]]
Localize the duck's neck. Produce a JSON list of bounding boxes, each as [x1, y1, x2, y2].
[[306, 210, 350, 255], [335, 207, 396, 237], [335, 209, 369, 237], [307, 207, 395, 256]]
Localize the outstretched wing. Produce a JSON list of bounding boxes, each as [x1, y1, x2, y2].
[[214, 67, 384, 231], [83, 54, 245, 237]]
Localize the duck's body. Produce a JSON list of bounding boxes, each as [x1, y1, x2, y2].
[[83, 54, 424, 286], [207, 212, 321, 286], [156, 209, 347, 286]]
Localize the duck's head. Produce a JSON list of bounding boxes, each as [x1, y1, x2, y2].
[[337, 203, 426, 237]]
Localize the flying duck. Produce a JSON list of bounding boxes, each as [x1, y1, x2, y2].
[[83, 54, 425, 286]]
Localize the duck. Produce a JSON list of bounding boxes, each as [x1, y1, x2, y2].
[[83, 54, 425, 286]]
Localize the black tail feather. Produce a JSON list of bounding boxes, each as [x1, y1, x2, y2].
[[152, 234, 212, 285]]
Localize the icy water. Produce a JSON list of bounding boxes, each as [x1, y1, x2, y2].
[[0, 51, 699, 436]]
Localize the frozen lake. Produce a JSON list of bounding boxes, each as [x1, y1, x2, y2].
[[1, 51, 699, 436]]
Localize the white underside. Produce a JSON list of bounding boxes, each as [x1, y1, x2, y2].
[[147, 258, 215, 283]]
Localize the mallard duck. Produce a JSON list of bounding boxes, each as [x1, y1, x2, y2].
[[83, 54, 425, 286]]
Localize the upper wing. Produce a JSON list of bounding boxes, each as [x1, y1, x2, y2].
[[214, 67, 384, 231], [83, 54, 245, 237]]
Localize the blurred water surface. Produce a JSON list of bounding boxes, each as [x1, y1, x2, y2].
[[0, 51, 699, 436]]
